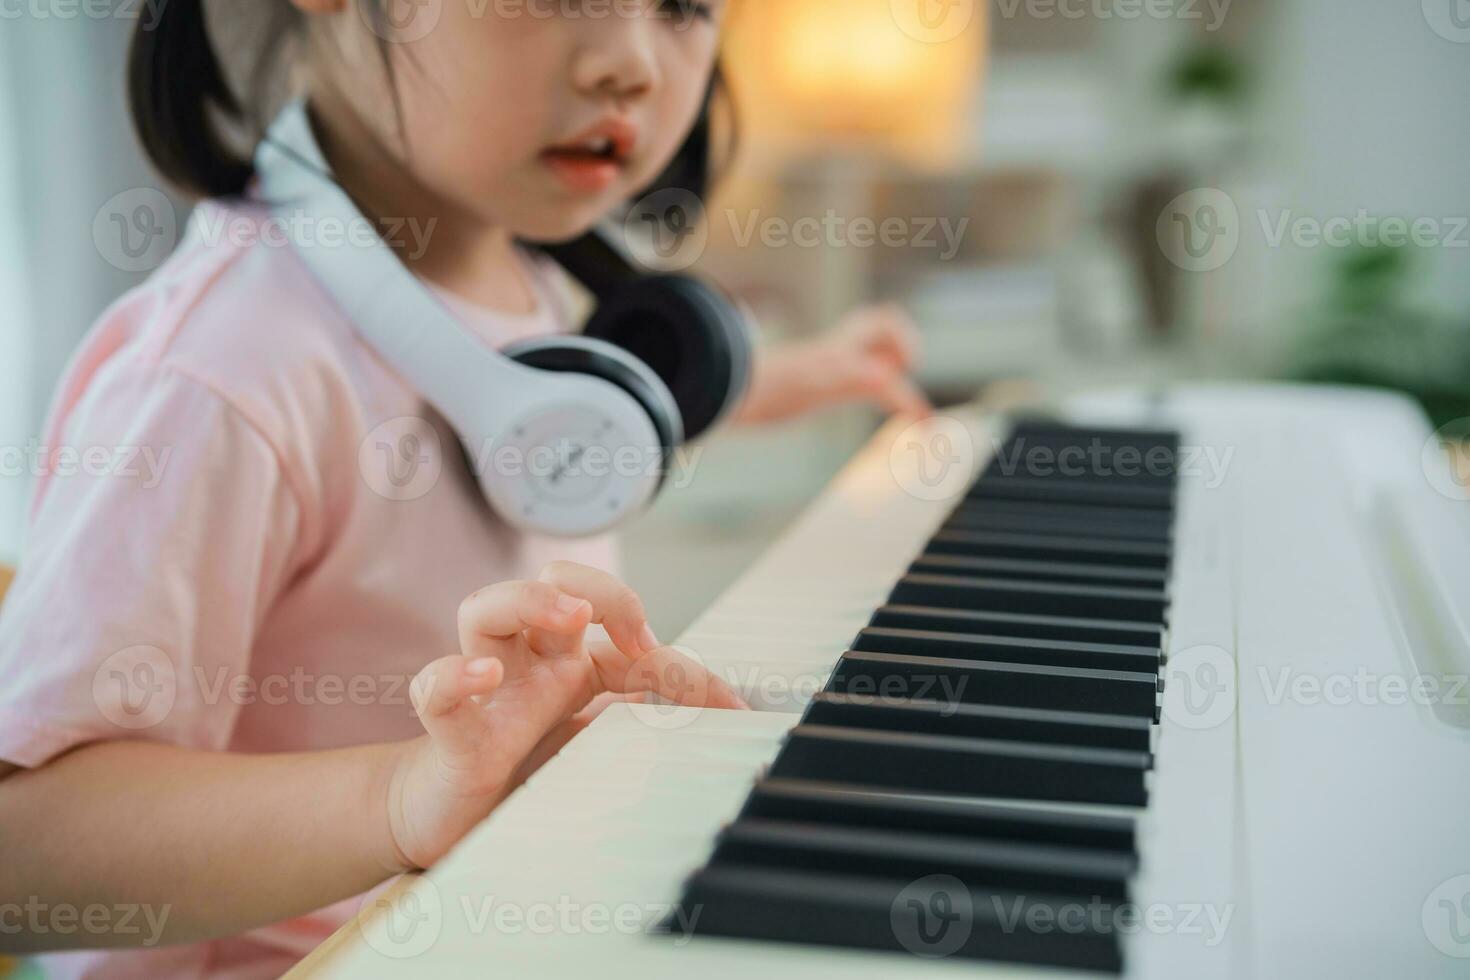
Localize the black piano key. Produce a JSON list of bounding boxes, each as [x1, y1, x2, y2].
[[742, 778, 1139, 852], [889, 573, 1169, 624], [828, 650, 1160, 718], [1007, 419, 1180, 449], [768, 724, 1151, 806], [869, 604, 1164, 649], [980, 464, 1178, 489], [982, 453, 1178, 484], [909, 554, 1168, 589], [672, 866, 1123, 973], [709, 818, 1135, 900], [925, 529, 1172, 570], [968, 476, 1176, 511], [948, 498, 1176, 534], [666, 423, 1184, 974], [803, 690, 1153, 752], [854, 627, 1160, 674], [944, 508, 1175, 543]]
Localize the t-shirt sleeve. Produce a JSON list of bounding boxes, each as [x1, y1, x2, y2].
[[0, 360, 304, 767]]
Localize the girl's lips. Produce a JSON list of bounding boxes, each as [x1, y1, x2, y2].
[[539, 151, 623, 194], [539, 117, 638, 194]]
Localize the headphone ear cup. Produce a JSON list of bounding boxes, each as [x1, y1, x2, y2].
[[581, 275, 752, 442], [502, 336, 682, 485]]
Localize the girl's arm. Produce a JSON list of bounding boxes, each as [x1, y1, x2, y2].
[[0, 738, 411, 950], [735, 304, 932, 425], [0, 563, 743, 953]]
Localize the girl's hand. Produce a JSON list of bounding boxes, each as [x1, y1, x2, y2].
[[735, 304, 932, 425], [386, 562, 745, 871]]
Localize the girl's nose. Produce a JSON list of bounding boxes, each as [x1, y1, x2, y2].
[[571, 16, 660, 103]]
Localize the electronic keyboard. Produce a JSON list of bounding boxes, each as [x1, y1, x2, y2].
[[320, 385, 1470, 980]]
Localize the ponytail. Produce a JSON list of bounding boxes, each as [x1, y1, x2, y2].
[[127, 0, 254, 199]]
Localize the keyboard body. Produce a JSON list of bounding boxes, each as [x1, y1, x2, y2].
[[323, 384, 1470, 979]]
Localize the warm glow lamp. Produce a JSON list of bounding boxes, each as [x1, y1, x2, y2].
[[723, 0, 985, 167]]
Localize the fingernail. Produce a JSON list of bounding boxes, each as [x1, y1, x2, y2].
[[466, 657, 497, 676], [556, 594, 589, 616], [639, 624, 660, 652]]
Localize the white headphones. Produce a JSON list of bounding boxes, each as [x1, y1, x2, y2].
[[254, 101, 750, 537]]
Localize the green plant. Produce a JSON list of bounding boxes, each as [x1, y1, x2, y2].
[[1288, 245, 1470, 428], [1166, 46, 1249, 108]]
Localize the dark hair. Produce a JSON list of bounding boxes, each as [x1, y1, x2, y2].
[[127, 2, 736, 206]]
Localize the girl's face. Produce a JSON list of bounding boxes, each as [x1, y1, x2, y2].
[[305, 0, 726, 241]]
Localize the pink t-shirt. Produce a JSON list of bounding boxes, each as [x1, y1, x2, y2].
[[0, 199, 617, 978]]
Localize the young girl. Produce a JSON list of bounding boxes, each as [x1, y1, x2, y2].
[[0, 1, 926, 976]]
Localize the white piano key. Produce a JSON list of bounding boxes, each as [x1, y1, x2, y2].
[[317, 391, 1470, 980]]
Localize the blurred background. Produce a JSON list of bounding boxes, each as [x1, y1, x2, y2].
[[1, 0, 1469, 638]]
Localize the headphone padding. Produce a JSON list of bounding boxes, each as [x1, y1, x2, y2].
[[581, 275, 751, 442]]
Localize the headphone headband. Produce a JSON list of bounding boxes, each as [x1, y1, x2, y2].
[[253, 100, 672, 537]]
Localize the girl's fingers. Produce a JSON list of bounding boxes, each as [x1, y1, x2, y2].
[[873, 308, 921, 368], [538, 561, 659, 661], [588, 641, 748, 710], [410, 655, 504, 758], [875, 371, 933, 418], [457, 580, 593, 655], [524, 621, 587, 660]]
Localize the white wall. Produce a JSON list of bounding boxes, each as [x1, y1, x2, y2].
[[0, 36, 34, 563], [1255, 0, 1470, 319], [0, 12, 164, 559]]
